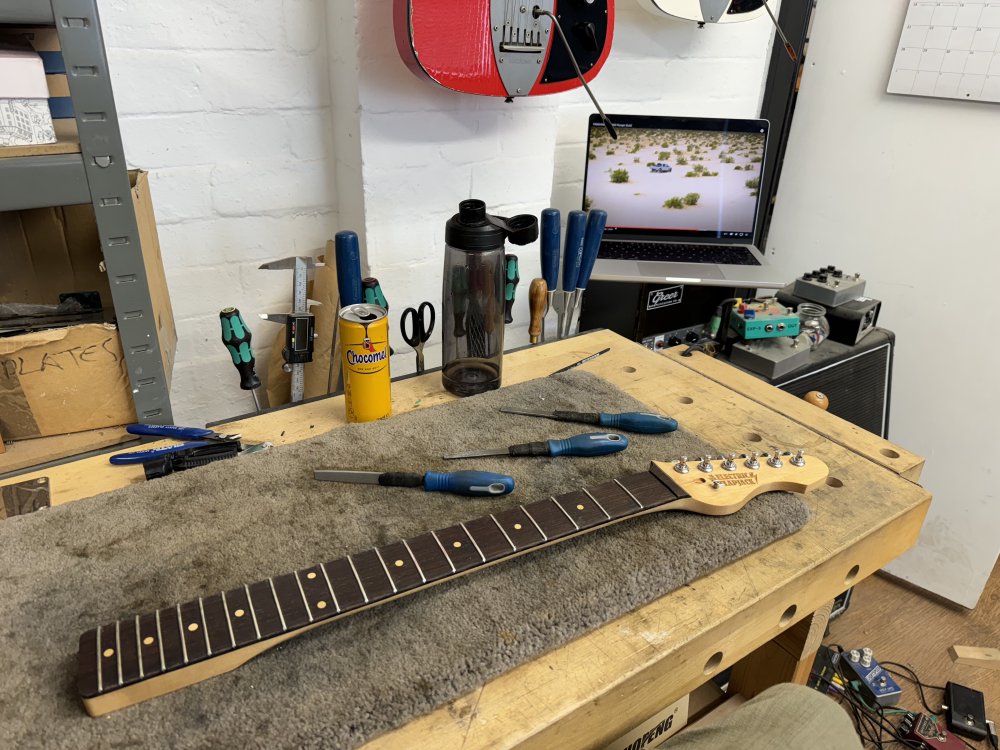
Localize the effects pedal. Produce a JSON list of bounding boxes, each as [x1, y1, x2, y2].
[[729, 299, 800, 340], [840, 647, 902, 706], [900, 713, 967, 749], [793, 266, 866, 307]]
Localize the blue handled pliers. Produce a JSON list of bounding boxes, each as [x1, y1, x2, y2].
[[109, 424, 242, 465]]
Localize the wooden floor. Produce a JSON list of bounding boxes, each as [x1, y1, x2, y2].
[[824, 558, 1000, 729]]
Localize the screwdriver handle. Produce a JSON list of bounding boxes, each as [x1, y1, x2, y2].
[[562, 211, 587, 292], [508, 432, 628, 457], [220, 307, 261, 390], [423, 470, 515, 496], [335, 230, 363, 306], [597, 412, 679, 434], [362, 277, 388, 309], [577, 209, 608, 291], [541, 208, 561, 290], [503, 254, 520, 325], [528, 278, 547, 344]]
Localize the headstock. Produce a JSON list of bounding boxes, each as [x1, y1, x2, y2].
[[651, 449, 828, 516]]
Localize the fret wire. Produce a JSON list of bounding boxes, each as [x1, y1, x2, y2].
[[319, 562, 341, 613], [293, 571, 314, 622], [430, 530, 457, 573], [373, 547, 398, 593], [198, 597, 212, 654], [268, 578, 289, 631], [221, 590, 236, 648], [460, 522, 486, 562], [552, 496, 580, 529], [115, 620, 123, 687], [582, 488, 612, 520], [614, 478, 643, 508], [244, 584, 262, 640], [520, 507, 548, 540], [346, 555, 370, 603], [489, 513, 517, 550], [134, 615, 144, 679], [155, 609, 166, 671], [96, 625, 102, 694], [401, 539, 427, 583], [176, 604, 189, 664]]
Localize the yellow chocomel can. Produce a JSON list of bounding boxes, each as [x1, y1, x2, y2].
[[339, 303, 391, 423]]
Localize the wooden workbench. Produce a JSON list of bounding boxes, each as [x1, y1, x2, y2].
[[0, 330, 930, 749]]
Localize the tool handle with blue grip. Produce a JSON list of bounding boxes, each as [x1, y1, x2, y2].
[[545, 411, 678, 434], [424, 470, 515, 496], [220, 307, 261, 390], [126, 424, 215, 440], [576, 209, 607, 290], [335, 230, 363, 306], [540, 208, 561, 290], [503, 254, 519, 324], [561, 210, 587, 292], [110, 442, 213, 465], [508, 432, 628, 457]]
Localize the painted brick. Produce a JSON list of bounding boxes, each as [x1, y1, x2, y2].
[[142, 167, 215, 224], [210, 159, 335, 216], [197, 50, 330, 111]]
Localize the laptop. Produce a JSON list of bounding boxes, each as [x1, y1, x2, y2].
[[584, 113, 786, 288]]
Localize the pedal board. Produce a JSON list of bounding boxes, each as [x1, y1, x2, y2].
[[729, 300, 800, 340], [900, 713, 967, 749], [793, 266, 866, 307], [840, 647, 902, 706]]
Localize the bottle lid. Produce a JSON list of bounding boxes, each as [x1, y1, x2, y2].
[[445, 199, 538, 251]]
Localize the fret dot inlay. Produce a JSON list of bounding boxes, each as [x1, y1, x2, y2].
[[307, 572, 317, 580], [103, 648, 114, 658], [513, 523, 522, 530], [394, 560, 404, 567], [187, 623, 199, 632], [234, 609, 245, 617], [317, 601, 327, 610], [452, 541, 462, 548], [143, 636, 154, 646], [576, 504, 585, 510]]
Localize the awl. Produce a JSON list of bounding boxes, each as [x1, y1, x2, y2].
[[314, 469, 515, 497], [443, 432, 628, 460], [499, 408, 678, 434]]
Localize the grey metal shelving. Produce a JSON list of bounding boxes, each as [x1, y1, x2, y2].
[[1, 0, 173, 424]]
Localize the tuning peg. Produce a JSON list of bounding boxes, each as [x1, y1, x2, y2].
[[697, 455, 714, 473], [744, 451, 760, 470], [721, 453, 737, 471], [790, 449, 806, 467], [673, 456, 690, 474], [767, 448, 784, 468]]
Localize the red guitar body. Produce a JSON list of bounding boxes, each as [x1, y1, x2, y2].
[[393, 0, 614, 98]]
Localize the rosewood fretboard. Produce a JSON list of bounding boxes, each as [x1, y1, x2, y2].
[[77, 470, 682, 708]]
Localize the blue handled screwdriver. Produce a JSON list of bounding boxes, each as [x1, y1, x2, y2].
[[498, 408, 678, 434], [313, 469, 515, 497], [443, 432, 628, 459]]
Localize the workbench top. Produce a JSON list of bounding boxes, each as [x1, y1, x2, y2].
[[0, 330, 930, 749]]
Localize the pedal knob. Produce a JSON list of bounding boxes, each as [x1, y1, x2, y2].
[[861, 654, 872, 668], [849, 649, 860, 662], [673, 456, 690, 474], [697, 455, 714, 473], [744, 451, 760, 470]]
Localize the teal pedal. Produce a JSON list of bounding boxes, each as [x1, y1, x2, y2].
[[730, 301, 800, 340]]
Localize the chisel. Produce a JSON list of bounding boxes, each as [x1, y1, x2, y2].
[[314, 469, 515, 497], [528, 278, 547, 345], [335, 230, 363, 306], [565, 209, 607, 338], [443, 432, 627, 460], [555, 210, 586, 340], [499, 408, 678, 434], [540, 208, 561, 342]]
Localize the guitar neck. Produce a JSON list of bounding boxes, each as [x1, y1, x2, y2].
[[78, 468, 684, 715]]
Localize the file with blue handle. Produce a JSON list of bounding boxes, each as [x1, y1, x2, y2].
[[334, 230, 363, 306], [499, 407, 678, 434], [443, 432, 628, 459], [313, 469, 514, 497]]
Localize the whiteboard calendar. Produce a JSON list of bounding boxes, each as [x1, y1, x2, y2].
[[888, 1, 1000, 103]]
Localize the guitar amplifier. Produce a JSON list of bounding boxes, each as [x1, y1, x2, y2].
[[729, 328, 895, 438]]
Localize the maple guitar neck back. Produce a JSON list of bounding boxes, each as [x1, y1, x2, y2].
[[393, 0, 614, 98], [77, 450, 827, 716]]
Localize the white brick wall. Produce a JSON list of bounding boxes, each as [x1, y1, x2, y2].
[[95, 0, 776, 424], [98, 0, 337, 425]]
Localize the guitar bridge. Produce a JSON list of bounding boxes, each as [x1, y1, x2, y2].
[[499, 25, 544, 54], [491, 0, 553, 95]]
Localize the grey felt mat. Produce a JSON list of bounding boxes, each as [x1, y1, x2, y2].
[[0, 371, 809, 750]]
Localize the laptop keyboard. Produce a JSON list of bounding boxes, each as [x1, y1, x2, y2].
[[601, 241, 760, 266]]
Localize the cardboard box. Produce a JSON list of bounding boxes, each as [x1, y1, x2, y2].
[[0, 170, 175, 439], [0, 36, 56, 147]]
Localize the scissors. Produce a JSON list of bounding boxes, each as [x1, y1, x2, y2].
[[401, 301, 435, 374]]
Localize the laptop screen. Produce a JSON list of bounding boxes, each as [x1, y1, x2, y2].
[[583, 114, 769, 242]]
